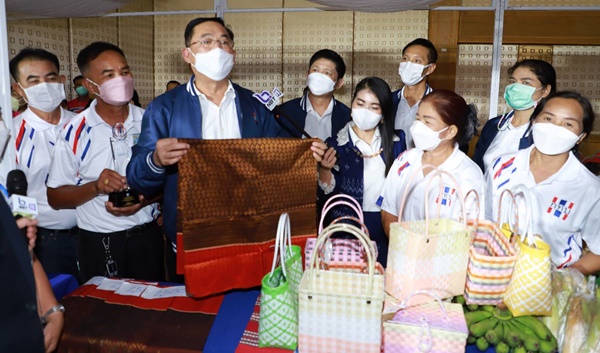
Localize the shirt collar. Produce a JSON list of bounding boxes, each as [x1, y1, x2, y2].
[[187, 75, 235, 100], [525, 145, 581, 183], [437, 143, 464, 171], [21, 107, 71, 131], [83, 99, 142, 127], [398, 84, 432, 102], [348, 121, 381, 147], [300, 92, 335, 114]]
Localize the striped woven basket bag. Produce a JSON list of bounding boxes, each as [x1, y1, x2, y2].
[[463, 189, 518, 305]]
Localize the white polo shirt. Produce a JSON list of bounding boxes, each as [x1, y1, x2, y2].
[[394, 85, 433, 148], [47, 100, 156, 233], [304, 95, 334, 141], [13, 108, 77, 229], [485, 146, 600, 268], [483, 111, 531, 172], [378, 144, 485, 222]]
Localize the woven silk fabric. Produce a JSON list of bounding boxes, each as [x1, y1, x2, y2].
[[177, 138, 317, 298]]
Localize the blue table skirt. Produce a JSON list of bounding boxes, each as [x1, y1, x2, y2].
[[48, 273, 79, 299], [203, 289, 260, 353]]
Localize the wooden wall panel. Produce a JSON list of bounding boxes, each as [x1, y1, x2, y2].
[[459, 11, 600, 45]]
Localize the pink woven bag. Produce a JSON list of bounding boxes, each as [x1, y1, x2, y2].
[[383, 291, 468, 353], [305, 194, 378, 270]]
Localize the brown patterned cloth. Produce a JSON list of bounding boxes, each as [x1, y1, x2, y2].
[[57, 296, 215, 353], [177, 138, 317, 298]]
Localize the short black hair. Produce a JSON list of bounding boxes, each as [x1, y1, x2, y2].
[[508, 59, 557, 94], [166, 80, 181, 87], [184, 17, 234, 47], [9, 47, 60, 82], [531, 91, 596, 137], [402, 38, 438, 64], [308, 49, 346, 80], [77, 41, 126, 75], [73, 75, 84, 84]]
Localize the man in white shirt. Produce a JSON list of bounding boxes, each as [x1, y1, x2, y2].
[[47, 42, 163, 283], [394, 38, 437, 148], [8, 48, 79, 280]]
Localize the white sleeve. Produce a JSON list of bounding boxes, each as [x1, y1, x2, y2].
[[581, 196, 600, 255], [378, 158, 403, 217], [46, 133, 79, 188], [483, 166, 495, 221]]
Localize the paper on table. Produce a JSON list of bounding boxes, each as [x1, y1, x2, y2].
[[114, 282, 147, 297], [141, 285, 187, 299], [84, 276, 107, 286], [97, 278, 125, 291]]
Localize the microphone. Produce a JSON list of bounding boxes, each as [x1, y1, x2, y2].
[[253, 88, 314, 139], [7, 169, 37, 263], [7, 169, 38, 220]]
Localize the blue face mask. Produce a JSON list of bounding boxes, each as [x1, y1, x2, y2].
[[75, 86, 89, 96], [504, 83, 541, 111]]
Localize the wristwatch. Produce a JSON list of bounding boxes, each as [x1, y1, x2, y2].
[[40, 304, 65, 326]]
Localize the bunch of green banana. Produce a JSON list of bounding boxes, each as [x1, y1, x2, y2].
[[454, 295, 559, 353]]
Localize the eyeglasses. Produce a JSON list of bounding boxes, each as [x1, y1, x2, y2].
[[190, 38, 234, 50]]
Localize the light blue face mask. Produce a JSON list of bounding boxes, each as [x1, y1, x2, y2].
[[75, 86, 89, 96], [504, 83, 541, 111]]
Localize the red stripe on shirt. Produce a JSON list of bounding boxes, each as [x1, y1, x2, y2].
[[15, 120, 26, 152], [72, 117, 86, 154]]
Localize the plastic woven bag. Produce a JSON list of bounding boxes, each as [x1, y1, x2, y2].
[[386, 165, 473, 307], [464, 189, 518, 305], [503, 184, 552, 316], [298, 222, 384, 353], [305, 194, 377, 271], [258, 213, 303, 349]]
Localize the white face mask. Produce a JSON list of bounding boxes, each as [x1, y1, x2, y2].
[[188, 47, 234, 81], [398, 62, 431, 87], [20, 82, 66, 112], [307, 72, 336, 96], [532, 123, 582, 155], [410, 120, 449, 151], [352, 108, 382, 131]]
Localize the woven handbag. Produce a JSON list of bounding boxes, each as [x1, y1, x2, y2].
[[298, 222, 384, 353], [464, 189, 518, 305], [386, 165, 473, 307], [258, 213, 302, 349], [305, 194, 378, 271], [502, 185, 552, 317], [383, 291, 468, 353]]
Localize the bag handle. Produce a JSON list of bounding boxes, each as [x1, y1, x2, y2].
[[397, 164, 441, 222], [398, 290, 449, 319], [398, 164, 468, 235], [319, 194, 364, 234], [509, 184, 536, 247], [397, 290, 449, 353], [307, 223, 377, 298], [269, 213, 291, 280], [329, 215, 370, 236], [463, 189, 481, 226], [497, 189, 519, 235]]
